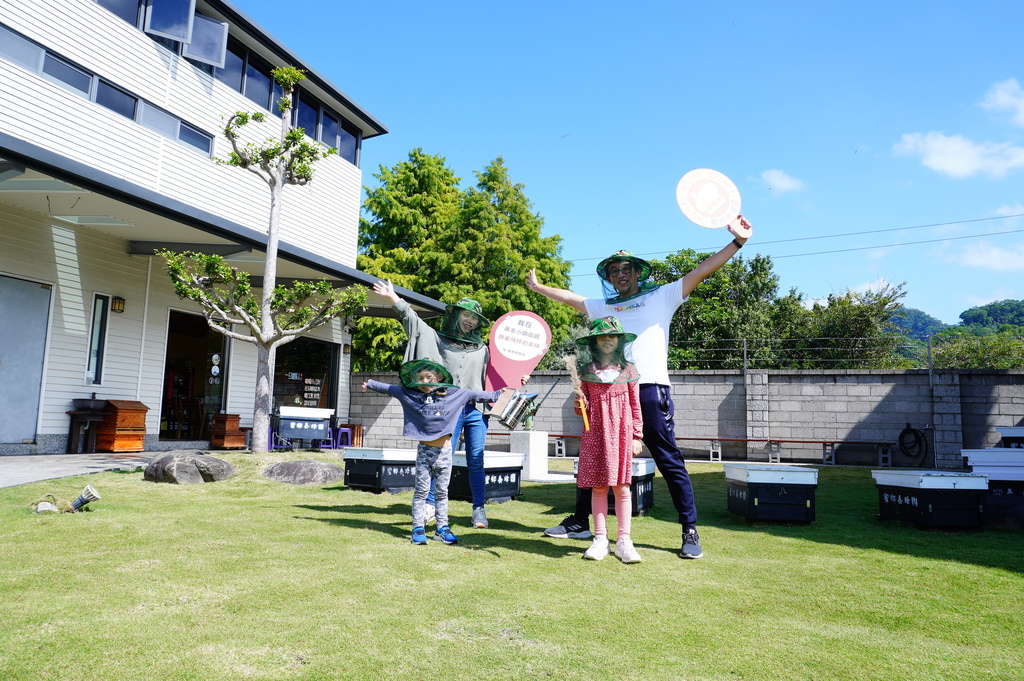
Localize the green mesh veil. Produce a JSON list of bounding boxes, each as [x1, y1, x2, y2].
[[596, 250, 661, 304], [399, 359, 458, 390], [438, 297, 488, 344], [574, 317, 640, 384]]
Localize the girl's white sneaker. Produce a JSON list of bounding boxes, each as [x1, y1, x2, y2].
[[615, 538, 642, 563], [583, 535, 609, 561]]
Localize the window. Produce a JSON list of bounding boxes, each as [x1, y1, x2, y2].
[[138, 101, 179, 137], [42, 53, 91, 94], [144, 0, 196, 43], [86, 295, 110, 384], [274, 338, 339, 410], [295, 91, 319, 140], [243, 52, 273, 110], [0, 23, 43, 69], [338, 121, 360, 165], [178, 121, 212, 153], [1, 24, 215, 156], [214, 40, 245, 91], [182, 13, 227, 69], [96, 0, 142, 25], [320, 111, 340, 150], [96, 80, 137, 119]]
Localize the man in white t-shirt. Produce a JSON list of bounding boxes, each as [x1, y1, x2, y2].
[[526, 218, 751, 559]]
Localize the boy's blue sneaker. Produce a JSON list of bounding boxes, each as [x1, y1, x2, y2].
[[433, 526, 458, 544], [411, 526, 428, 545]]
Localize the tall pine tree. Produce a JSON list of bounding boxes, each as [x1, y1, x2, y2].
[[354, 151, 575, 370]]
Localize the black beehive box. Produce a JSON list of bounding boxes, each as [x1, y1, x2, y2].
[[342, 448, 416, 494], [871, 470, 988, 529], [724, 464, 819, 522], [449, 453, 523, 503]]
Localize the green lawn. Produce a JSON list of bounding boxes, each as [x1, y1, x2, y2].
[[1, 455, 1021, 681]]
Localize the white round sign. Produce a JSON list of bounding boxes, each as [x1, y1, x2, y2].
[[676, 168, 742, 229]]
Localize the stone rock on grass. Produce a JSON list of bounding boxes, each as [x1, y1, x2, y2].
[[263, 460, 344, 485], [144, 453, 236, 484]]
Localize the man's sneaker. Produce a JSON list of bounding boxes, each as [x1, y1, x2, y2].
[[433, 526, 458, 544], [582, 535, 609, 561], [411, 527, 428, 545], [471, 506, 488, 529], [615, 538, 642, 564], [424, 504, 436, 524], [544, 515, 593, 540], [680, 528, 704, 559]]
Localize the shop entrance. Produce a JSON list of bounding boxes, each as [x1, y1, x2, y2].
[[161, 310, 228, 440], [273, 337, 339, 412]]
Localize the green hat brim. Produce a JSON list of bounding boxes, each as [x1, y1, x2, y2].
[[576, 331, 637, 345], [399, 359, 455, 389], [596, 252, 652, 282]]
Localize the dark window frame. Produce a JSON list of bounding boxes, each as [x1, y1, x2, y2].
[[143, 0, 197, 44], [0, 24, 214, 157], [86, 294, 110, 385]]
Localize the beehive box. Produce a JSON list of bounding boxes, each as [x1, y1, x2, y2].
[[450, 452, 525, 503], [341, 447, 416, 493], [572, 457, 657, 516], [724, 464, 819, 522], [95, 400, 149, 452], [871, 470, 988, 528]]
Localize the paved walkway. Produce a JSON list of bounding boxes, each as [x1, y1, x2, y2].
[[0, 452, 154, 489]]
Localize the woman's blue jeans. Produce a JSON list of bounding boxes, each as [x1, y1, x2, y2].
[[427, 404, 488, 508]]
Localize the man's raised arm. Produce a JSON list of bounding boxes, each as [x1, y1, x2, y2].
[[525, 269, 588, 315], [679, 217, 752, 298]]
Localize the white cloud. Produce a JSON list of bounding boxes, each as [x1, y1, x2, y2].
[[760, 169, 805, 195], [851, 277, 895, 295], [959, 287, 1024, 311], [958, 240, 1024, 272], [893, 131, 1024, 178], [995, 202, 1024, 227], [981, 78, 1024, 127]]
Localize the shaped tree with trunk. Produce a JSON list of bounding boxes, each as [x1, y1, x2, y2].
[[162, 67, 365, 453]]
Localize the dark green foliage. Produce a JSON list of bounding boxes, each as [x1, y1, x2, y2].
[[893, 307, 949, 337], [959, 299, 1024, 330], [355, 150, 575, 370]]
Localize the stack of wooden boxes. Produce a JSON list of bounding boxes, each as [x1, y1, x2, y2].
[[95, 400, 149, 452], [210, 413, 246, 450]]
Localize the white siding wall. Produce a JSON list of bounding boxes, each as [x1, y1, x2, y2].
[[1, 204, 353, 443], [0, 0, 360, 268], [0, 204, 157, 435]]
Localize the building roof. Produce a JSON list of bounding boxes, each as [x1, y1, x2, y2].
[[203, 0, 388, 140], [0, 132, 442, 319]]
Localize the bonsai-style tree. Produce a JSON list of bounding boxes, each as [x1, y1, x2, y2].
[[162, 67, 366, 453]]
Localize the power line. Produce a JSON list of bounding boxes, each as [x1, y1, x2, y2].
[[571, 213, 1024, 263], [772, 227, 1024, 259]]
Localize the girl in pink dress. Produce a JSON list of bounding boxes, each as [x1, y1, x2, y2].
[[574, 316, 644, 563]]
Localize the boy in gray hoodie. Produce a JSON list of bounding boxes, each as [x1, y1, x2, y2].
[[363, 359, 509, 545]]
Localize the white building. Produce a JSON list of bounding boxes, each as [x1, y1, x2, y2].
[[0, 0, 440, 454]]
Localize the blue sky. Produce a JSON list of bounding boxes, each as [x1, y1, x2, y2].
[[240, 0, 1024, 326]]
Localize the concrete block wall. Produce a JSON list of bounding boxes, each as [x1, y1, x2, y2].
[[959, 371, 1024, 449], [765, 371, 935, 465], [349, 369, 1024, 468], [350, 372, 408, 449]]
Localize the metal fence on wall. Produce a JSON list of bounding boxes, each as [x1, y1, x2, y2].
[[667, 335, 1024, 371]]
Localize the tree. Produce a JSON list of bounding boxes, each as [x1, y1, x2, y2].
[[647, 249, 805, 369], [354, 149, 463, 371], [792, 283, 909, 368], [161, 67, 366, 453], [960, 299, 1024, 330], [354, 152, 575, 370], [931, 328, 1024, 369], [893, 306, 948, 338]]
